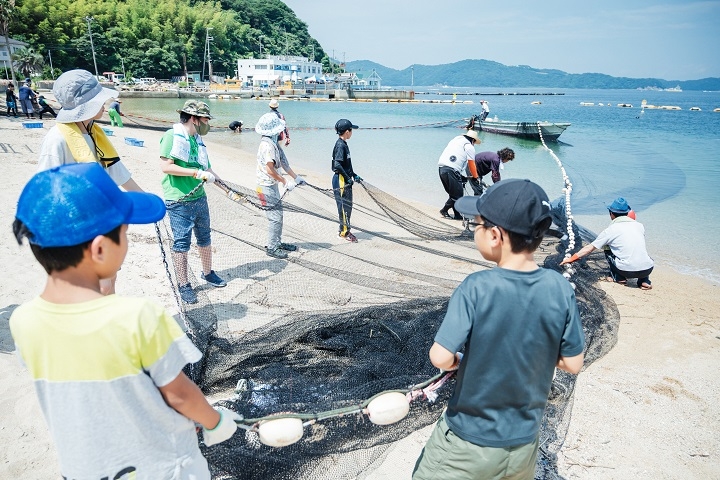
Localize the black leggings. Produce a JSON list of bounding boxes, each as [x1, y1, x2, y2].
[[439, 166, 464, 218]]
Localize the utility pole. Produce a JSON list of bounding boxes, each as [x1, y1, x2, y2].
[[205, 27, 213, 82], [48, 50, 55, 79], [258, 35, 263, 58], [120, 56, 126, 80], [85, 16, 99, 80], [342, 52, 346, 73]]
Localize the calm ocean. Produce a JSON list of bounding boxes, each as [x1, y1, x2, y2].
[[121, 88, 720, 283]]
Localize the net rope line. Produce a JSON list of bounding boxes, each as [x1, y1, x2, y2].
[[536, 122, 578, 285], [228, 370, 456, 430], [118, 112, 469, 132], [155, 178, 490, 317]]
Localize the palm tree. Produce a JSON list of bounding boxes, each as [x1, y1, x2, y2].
[[12, 46, 43, 79], [0, 0, 18, 87]]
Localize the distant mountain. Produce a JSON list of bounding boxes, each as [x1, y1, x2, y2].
[[346, 59, 720, 91]]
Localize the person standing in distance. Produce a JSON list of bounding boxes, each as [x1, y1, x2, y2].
[[480, 100, 490, 121], [108, 99, 124, 127], [438, 129, 480, 219], [468, 147, 515, 196], [268, 98, 290, 146], [413, 179, 585, 480], [332, 118, 362, 242], [159, 100, 239, 304]]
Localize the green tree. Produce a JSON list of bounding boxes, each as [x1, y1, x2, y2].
[[0, 0, 18, 86], [12, 46, 43, 78]]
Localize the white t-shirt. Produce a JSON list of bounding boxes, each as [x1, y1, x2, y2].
[[437, 135, 476, 173], [591, 217, 654, 271], [256, 137, 288, 187], [37, 126, 132, 186]]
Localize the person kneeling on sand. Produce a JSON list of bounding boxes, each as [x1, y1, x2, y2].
[[159, 100, 240, 304], [413, 179, 585, 480], [255, 112, 306, 259], [10, 163, 240, 479], [561, 197, 654, 289]]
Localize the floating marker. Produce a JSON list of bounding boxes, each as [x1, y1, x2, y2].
[[366, 392, 410, 425], [258, 417, 304, 447]]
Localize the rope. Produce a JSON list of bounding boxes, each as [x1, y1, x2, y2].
[[231, 370, 455, 429], [118, 111, 468, 132], [537, 122, 577, 286]]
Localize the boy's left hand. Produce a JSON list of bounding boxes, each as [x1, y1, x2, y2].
[[203, 407, 243, 446]]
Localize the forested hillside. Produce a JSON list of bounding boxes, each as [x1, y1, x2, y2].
[[5, 0, 325, 79]]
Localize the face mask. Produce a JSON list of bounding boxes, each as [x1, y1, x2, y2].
[[271, 133, 280, 143], [196, 119, 210, 136]]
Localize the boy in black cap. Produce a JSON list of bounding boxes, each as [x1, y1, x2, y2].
[[413, 179, 585, 480], [332, 118, 362, 242], [10, 163, 240, 479]]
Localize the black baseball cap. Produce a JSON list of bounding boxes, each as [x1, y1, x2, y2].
[[335, 119, 358, 134], [454, 179, 552, 237]]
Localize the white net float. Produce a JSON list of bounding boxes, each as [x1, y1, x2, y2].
[[365, 392, 411, 425], [258, 417, 304, 447]]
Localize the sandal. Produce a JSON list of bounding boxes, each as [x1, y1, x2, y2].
[[640, 282, 652, 290]]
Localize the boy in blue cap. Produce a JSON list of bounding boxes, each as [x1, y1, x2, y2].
[[10, 163, 240, 479], [413, 179, 585, 480], [561, 196, 654, 289]]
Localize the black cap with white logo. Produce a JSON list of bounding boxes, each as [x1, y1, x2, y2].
[[454, 179, 552, 237]]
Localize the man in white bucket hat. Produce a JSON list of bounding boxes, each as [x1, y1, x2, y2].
[[37, 69, 145, 295], [255, 112, 306, 259]]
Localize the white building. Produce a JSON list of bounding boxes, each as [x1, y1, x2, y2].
[[236, 55, 323, 86], [1, 37, 28, 73]]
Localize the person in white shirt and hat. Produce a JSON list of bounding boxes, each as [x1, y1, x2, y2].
[[255, 112, 306, 259], [438, 130, 481, 220], [268, 98, 290, 146]]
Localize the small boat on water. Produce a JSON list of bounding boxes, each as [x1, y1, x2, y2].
[[468, 116, 570, 142]]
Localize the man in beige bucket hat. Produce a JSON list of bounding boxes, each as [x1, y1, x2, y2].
[[159, 100, 240, 304]]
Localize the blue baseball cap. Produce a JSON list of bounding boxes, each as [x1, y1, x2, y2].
[[607, 197, 631, 214], [16, 163, 166, 247]]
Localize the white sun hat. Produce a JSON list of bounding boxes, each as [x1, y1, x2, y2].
[[255, 112, 286, 136], [268, 98, 280, 109], [53, 69, 118, 123]]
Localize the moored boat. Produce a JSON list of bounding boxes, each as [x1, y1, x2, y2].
[[468, 116, 570, 142]]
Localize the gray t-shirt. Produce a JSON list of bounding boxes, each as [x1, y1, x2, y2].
[[435, 267, 585, 448]]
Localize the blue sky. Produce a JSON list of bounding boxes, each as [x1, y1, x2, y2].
[[282, 0, 720, 81]]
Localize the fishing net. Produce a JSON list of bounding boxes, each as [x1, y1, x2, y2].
[[153, 165, 619, 479]]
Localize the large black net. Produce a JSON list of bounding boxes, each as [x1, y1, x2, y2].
[[154, 158, 619, 479]]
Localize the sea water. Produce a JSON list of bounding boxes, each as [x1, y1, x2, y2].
[[121, 88, 720, 282]]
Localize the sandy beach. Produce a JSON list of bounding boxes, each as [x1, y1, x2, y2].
[[0, 109, 718, 479]]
